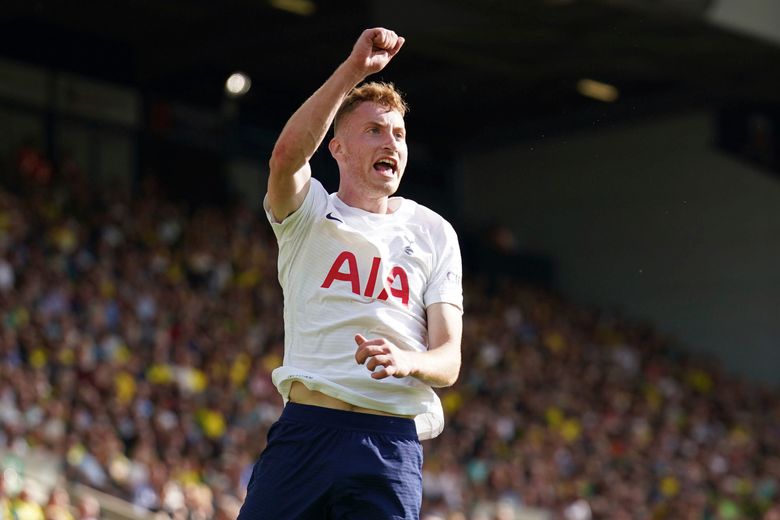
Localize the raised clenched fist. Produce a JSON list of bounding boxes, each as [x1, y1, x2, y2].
[[348, 27, 405, 76]]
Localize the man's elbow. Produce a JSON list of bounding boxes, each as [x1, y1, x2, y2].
[[435, 378, 457, 388], [271, 136, 312, 175], [269, 143, 294, 176], [433, 363, 460, 388]]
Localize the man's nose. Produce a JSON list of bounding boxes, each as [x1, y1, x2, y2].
[[381, 131, 398, 150]]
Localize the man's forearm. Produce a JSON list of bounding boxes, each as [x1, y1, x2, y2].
[[408, 341, 461, 388]]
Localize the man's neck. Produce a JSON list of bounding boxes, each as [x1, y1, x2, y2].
[[337, 188, 392, 214]]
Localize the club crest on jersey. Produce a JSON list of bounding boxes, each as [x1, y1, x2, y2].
[[321, 251, 409, 305]]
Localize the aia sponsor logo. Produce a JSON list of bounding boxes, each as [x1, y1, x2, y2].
[[321, 251, 409, 305]]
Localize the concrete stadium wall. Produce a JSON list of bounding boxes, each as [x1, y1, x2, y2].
[[460, 111, 780, 384]]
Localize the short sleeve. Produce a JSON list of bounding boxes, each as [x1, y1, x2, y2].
[[264, 179, 329, 285], [263, 178, 329, 244], [423, 220, 463, 313]]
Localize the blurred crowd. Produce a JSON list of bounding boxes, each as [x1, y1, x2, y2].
[[423, 281, 780, 520], [1, 150, 779, 519]]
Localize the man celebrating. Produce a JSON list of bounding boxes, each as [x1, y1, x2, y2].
[[238, 27, 463, 519]]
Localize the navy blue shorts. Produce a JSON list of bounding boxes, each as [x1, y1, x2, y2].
[[237, 403, 423, 520]]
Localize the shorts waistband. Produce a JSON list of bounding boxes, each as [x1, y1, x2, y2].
[[281, 402, 418, 438]]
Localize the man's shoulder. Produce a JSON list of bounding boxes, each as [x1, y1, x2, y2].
[[404, 199, 457, 234]]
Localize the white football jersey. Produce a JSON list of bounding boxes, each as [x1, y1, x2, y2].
[[264, 178, 463, 439]]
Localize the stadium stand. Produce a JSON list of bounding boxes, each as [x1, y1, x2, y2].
[[1, 151, 779, 519]]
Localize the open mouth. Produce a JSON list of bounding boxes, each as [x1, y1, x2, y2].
[[373, 158, 398, 176]]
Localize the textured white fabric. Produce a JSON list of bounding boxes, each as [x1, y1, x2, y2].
[[264, 178, 463, 440]]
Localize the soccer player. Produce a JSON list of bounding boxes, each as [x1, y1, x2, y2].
[[238, 27, 463, 519]]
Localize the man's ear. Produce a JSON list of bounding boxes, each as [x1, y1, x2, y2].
[[328, 137, 341, 160]]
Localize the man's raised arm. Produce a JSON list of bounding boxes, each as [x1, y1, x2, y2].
[[267, 28, 405, 222]]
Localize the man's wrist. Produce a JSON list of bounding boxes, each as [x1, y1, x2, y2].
[[336, 59, 369, 87]]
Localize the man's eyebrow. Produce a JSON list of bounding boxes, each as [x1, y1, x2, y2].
[[363, 120, 406, 131]]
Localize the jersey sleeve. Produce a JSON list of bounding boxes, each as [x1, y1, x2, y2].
[[424, 219, 464, 313], [263, 178, 328, 243], [263, 179, 329, 285]]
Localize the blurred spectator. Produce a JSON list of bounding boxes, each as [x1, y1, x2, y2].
[[11, 487, 44, 520], [76, 495, 100, 520], [16, 143, 52, 186], [44, 487, 75, 520], [1, 474, 12, 519]]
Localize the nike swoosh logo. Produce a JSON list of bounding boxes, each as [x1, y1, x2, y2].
[[325, 212, 343, 224]]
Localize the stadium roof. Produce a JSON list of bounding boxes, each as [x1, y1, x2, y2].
[[2, 0, 779, 150]]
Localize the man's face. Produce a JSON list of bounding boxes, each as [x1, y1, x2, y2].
[[330, 101, 408, 198]]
